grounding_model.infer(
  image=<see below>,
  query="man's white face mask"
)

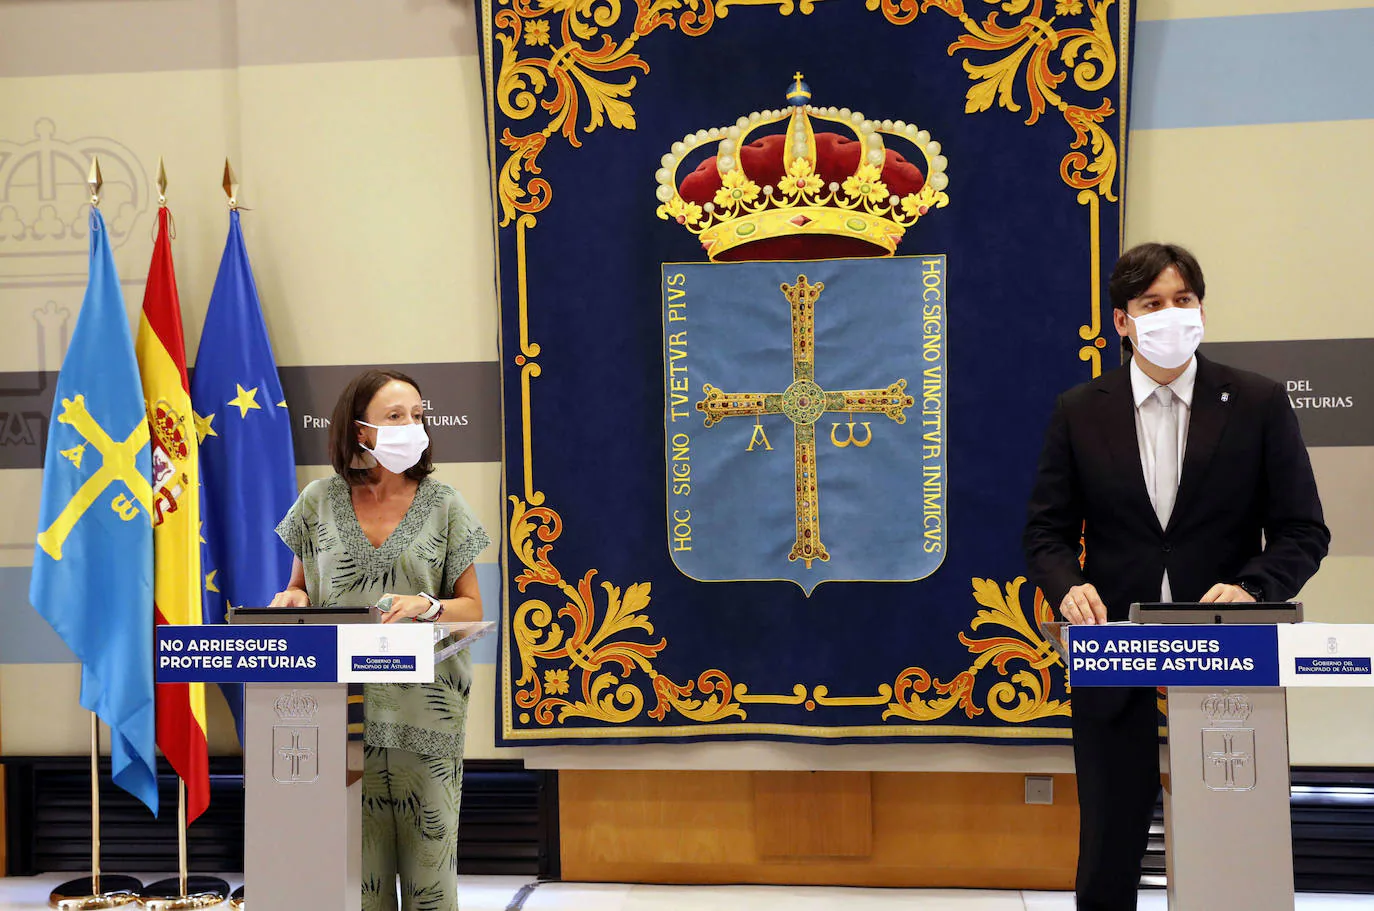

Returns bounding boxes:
[1129,307,1204,370]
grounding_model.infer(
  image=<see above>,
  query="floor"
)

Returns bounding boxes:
[0,875,1371,910]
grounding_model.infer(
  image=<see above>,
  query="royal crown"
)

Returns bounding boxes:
[148,400,190,463]
[1202,692,1253,727]
[655,74,949,262]
[273,690,319,725]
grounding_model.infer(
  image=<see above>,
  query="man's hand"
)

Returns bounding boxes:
[1199,583,1257,604]
[1060,583,1108,625]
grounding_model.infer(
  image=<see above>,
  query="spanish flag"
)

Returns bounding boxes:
[136,205,210,822]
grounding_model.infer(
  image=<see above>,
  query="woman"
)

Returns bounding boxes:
[270,368,490,911]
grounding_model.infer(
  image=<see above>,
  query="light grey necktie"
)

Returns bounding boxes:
[1153,385,1179,526]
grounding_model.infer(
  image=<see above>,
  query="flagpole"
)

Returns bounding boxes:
[90,714,100,894]
[48,716,143,909]
[47,159,144,911]
[140,781,226,910]
[225,155,248,911]
[137,158,228,911]
[223,158,239,211]
[179,781,187,897]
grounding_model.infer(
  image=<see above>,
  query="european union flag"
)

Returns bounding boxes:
[190,210,298,743]
[30,209,158,815]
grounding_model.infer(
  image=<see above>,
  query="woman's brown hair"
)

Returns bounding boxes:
[328,368,435,485]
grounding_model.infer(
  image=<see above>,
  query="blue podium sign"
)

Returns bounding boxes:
[156,624,434,683]
[1067,625,1281,687]
[1293,657,1371,676]
[157,626,336,683]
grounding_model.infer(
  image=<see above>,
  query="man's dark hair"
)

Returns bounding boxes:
[329,368,435,486]
[1108,243,1206,311]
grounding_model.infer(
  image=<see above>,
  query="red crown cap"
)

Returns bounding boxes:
[654,77,950,261]
[678,133,926,261]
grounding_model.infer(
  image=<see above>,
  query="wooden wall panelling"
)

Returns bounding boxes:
[559,769,1078,890]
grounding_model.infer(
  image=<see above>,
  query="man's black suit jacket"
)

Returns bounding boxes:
[1024,354,1330,716]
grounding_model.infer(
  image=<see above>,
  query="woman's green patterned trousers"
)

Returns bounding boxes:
[361,743,464,911]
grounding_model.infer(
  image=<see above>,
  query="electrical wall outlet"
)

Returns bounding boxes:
[1025,775,1054,805]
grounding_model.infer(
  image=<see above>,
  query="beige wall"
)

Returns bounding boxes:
[2,0,1371,771]
[1125,119,1374,765]
[0,0,518,761]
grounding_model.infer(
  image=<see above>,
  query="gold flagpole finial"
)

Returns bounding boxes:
[222,158,239,210]
[157,157,168,207]
[87,157,103,207]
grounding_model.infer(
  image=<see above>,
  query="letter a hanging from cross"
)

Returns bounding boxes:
[36,395,152,560]
[696,276,914,568]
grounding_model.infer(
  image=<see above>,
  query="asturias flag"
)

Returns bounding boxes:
[136,205,210,823]
[190,209,298,744]
[30,208,159,816]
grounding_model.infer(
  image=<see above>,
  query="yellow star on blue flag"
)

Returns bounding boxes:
[194,411,217,442]
[228,384,261,418]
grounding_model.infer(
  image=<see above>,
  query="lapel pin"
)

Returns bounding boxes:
[1220,392,1230,403]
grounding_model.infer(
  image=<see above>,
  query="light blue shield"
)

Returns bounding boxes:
[663,256,948,595]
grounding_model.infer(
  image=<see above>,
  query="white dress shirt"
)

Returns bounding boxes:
[1130,355,1197,601]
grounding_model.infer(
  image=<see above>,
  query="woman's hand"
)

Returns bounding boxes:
[377,594,434,623]
[269,588,309,608]
[270,559,309,608]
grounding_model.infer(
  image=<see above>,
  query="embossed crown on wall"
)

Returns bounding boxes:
[0,119,149,257]
[654,74,949,262]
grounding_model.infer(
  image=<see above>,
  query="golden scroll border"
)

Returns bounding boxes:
[486,0,1129,739]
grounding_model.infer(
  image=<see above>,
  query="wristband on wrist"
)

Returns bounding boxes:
[417,592,443,621]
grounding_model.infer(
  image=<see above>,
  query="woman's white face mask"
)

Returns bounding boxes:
[1129,306,1204,370]
[356,421,429,474]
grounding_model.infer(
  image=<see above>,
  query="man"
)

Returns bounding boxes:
[1023,242,1330,910]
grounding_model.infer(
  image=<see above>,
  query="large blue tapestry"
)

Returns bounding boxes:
[481,0,1135,744]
